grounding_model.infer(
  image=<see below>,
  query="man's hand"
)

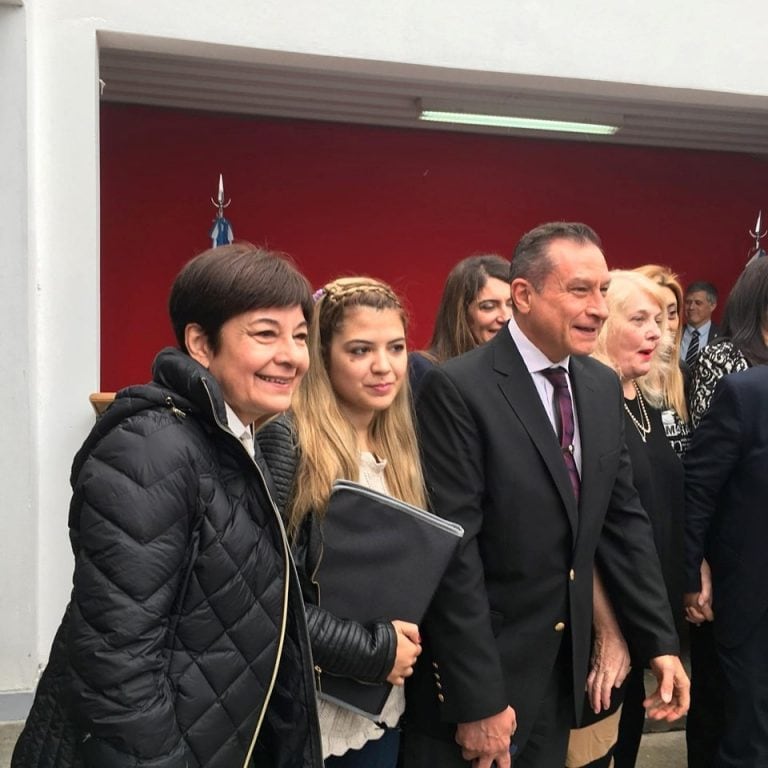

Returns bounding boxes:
[645,655,690,722]
[587,629,631,714]
[455,706,516,768]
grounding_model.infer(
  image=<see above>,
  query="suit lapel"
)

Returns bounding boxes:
[491,333,579,539]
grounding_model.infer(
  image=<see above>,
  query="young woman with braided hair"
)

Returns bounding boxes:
[259,277,426,767]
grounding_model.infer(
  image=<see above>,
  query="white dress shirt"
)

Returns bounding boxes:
[681,320,712,361]
[506,316,583,475]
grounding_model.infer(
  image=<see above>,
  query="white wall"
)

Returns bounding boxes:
[38,0,768,98]
[4,0,767,708]
[0,3,37,702]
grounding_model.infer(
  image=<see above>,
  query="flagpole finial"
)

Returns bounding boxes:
[211,173,231,216]
[209,173,234,248]
[748,210,766,261]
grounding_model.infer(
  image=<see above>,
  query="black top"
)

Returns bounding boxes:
[408,350,437,396]
[623,394,685,639]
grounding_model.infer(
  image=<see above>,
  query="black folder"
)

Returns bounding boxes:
[314,479,464,719]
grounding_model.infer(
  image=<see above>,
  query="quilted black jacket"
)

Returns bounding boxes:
[13,349,322,768]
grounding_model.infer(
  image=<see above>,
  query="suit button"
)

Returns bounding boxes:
[569,569,575,581]
[437,693,445,702]
[554,621,566,632]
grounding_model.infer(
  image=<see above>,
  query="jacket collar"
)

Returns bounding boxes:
[151,346,228,426]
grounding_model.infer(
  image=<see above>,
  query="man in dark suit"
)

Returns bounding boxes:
[681,280,720,366]
[684,365,768,767]
[404,222,689,768]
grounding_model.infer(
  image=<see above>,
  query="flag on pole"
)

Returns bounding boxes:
[209,174,234,248]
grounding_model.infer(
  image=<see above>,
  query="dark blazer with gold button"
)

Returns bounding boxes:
[406,328,678,751]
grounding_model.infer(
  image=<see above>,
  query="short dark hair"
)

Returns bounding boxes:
[428,254,511,361]
[685,281,718,304]
[510,222,602,290]
[169,243,313,354]
[721,258,768,366]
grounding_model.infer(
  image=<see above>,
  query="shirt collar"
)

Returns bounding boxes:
[687,320,711,336]
[506,315,571,375]
[224,402,252,443]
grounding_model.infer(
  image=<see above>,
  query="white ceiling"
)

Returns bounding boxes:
[99,47,768,156]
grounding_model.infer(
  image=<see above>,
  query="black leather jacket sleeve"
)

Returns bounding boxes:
[306,604,397,684]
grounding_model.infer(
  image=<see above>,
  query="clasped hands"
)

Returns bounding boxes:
[684,559,715,625]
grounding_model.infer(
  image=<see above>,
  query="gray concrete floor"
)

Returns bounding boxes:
[0,720,686,767]
[637,729,687,767]
[0,723,20,767]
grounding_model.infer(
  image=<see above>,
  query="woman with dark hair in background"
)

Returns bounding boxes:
[683,255,768,768]
[409,254,512,392]
[689,256,768,427]
[13,244,323,768]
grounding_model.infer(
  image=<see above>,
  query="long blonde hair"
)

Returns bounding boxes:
[289,276,426,534]
[591,270,671,408]
[633,264,689,421]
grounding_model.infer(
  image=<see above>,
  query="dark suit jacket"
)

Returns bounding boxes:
[685,365,768,649]
[704,321,721,347]
[407,329,678,750]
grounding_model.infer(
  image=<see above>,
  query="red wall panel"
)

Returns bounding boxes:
[100,103,767,390]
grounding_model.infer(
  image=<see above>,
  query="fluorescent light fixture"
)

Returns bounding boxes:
[419,109,620,136]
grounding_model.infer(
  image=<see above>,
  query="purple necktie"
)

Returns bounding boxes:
[541,367,580,503]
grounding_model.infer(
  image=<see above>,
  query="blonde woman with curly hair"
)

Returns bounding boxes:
[259,276,426,767]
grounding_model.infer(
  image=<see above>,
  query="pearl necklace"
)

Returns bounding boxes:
[623,380,651,443]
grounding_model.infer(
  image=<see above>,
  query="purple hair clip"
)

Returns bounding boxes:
[312,287,326,303]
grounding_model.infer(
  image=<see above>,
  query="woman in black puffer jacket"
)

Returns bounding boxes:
[12,245,323,768]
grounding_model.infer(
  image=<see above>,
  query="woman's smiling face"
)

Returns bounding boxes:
[192,306,309,426]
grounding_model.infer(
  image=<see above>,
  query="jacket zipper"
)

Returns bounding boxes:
[309,540,324,688]
[197,384,293,768]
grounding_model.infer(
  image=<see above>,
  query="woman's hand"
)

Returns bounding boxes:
[587,628,631,713]
[386,620,422,685]
[588,566,630,713]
